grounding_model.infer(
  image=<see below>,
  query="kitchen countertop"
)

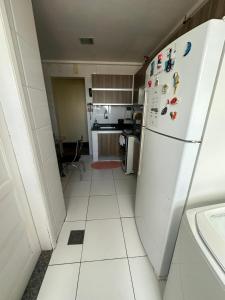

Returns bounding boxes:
[92,130,122,133]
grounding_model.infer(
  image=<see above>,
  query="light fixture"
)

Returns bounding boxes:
[79,37,94,45]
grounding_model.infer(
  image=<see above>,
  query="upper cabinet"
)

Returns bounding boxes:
[92,74,133,104]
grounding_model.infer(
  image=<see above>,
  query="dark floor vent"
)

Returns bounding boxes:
[68,230,85,245]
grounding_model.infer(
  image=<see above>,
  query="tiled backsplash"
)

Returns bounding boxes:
[90,105,133,125]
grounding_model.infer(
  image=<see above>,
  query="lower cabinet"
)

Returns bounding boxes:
[98,133,121,157]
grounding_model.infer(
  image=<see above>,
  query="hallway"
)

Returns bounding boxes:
[37,156,163,300]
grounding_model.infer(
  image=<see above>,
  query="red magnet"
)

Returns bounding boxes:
[157,53,163,69]
[148,80,152,88]
[170,97,178,105]
[170,112,177,120]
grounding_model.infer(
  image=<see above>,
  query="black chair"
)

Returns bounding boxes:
[71,136,85,179]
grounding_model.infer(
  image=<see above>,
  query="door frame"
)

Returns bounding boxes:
[0,0,56,249]
[0,102,41,299]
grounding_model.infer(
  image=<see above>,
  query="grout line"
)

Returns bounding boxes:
[49,255,147,267]
[81,255,147,264]
[74,185,91,300]
[86,217,121,222]
[57,162,138,299]
[120,215,137,300]
[113,175,137,300]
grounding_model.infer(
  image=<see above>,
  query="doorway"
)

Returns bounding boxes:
[52,77,89,163]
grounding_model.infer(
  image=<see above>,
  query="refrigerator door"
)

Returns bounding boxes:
[145,20,225,142]
[135,129,199,277]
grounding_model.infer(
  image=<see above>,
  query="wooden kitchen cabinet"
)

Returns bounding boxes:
[98,133,121,157]
[92,74,133,104]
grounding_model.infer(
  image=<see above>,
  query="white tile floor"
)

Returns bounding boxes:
[37,156,163,300]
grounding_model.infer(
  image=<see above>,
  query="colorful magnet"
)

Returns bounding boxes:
[183,42,192,57]
[147,80,152,88]
[157,53,163,69]
[173,72,180,94]
[161,106,168,115]
[170,97,178,105]
[170,112,177,120]
[155,77,159,87]
[150,61,155,76]
[165,48,175,72]
[162,84,169,94]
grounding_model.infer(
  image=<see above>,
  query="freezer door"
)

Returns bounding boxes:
[135,129,199,277]
[145,20,225,142]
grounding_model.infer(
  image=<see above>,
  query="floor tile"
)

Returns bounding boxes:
[64,181,91,197]
[90,180,115,195]
[82,219,126,261]
[37,263,79,300]
[69,170,92,182]
[129,257,162,300]
[92,169,113,181]
[113,167,134,179]
[122,218,146,257]
[66,196,89,221]
[115,177,137,195]
[87,195,120,220]
[117,194,135,217]
[61,173,72,191]
[49,222,85,265]
[82,156,93,170]
[76,259,135,300]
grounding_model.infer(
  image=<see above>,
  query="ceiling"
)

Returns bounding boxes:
[32,0,200,62]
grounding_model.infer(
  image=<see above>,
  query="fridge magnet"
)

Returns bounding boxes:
[162,84,169,94]
[170,111,177,120]
[150,61,155,76]
[183,41,192,57]
[157,53,163,69]
[169,97,178,105]
[161,106,168,115]
[173,72,180,94]
[147,80,152,88]
[165,48,175,72]
[155,77,159,87]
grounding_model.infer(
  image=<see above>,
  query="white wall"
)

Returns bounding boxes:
[42,61,141,153]
[91,105,130,124]
[0,0,66,249]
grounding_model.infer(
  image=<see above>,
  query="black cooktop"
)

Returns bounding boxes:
[92,123,134,131]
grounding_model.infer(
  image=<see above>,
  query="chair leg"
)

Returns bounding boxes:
[78,164,83,181]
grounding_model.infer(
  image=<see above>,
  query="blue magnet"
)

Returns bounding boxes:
[184,42,192,57]
[165,48,175,72]
[150,61,155,76]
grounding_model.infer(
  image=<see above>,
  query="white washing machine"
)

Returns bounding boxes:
[164,204,225,300]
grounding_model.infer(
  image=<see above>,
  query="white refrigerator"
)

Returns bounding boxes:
[135,19,225,278]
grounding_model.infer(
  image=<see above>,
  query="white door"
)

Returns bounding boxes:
[0,105,41,300]
[135,128,199,277]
